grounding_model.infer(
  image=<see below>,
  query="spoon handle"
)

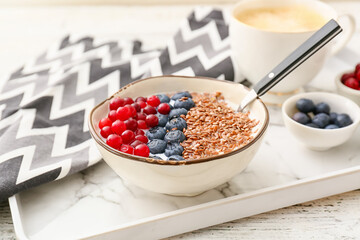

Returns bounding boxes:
[253,19,342,97]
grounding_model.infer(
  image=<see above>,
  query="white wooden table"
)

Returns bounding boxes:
[0,2,360,239]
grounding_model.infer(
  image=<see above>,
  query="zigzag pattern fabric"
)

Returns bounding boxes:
[0,7,239,200]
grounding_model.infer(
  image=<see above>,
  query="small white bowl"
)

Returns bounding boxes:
[282,92,360,151]
[335,70,360,106]
[89,76,269,196]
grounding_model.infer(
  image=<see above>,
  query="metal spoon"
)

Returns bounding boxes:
[238,19,342,112]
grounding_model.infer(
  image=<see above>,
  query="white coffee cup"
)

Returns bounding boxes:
[230,0,355,103]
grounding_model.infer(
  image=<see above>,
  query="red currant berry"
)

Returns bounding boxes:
[355,63,360,73]
[109,97,125,110]
[134,143,150,157]
[111,120,126,135]
[157,103,171,114]
[135,129,145,135]
[125,118,138,131]
[147,95,161,107]
[106,134,123,149]
[131,103,141,112]
[143,105,157,115]
[100,126,112,138]
[344,77,360,90]
[137,101,147,109]
[136,112,146,121]
[137,120,148,129]
[108,110,117,122]
[123,97,134,105]
[135,135,148,144]
[125,104,137,118]
[119,144,134,154]
[135,96,147,102]
[130,140,143,148]
[355,69,360,81]
[341,72,355,82]
[116,106,131,121]
[99,117,112,129]
[121,130,135,144]
[146,114,158,128]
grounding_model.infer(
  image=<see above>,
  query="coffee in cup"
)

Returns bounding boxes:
[235,5,328,33]
[230,0,355,104]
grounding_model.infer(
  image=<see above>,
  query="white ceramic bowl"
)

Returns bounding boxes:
[335,70,360,106]
[89,76,269,196]
[282,92,360,151]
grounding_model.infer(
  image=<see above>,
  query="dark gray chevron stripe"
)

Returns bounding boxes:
[173,29,230,59]
[89,59,131,84]
[3,74,49,98]
[9,67,49,81]
[60,36,117,52]
[0,156,61,200]
[188,10,229,40]
[23,97,91,148]
[0,122,90,170]
[35,51,73,66]
[159,48,235,80]
[0,93,24,120]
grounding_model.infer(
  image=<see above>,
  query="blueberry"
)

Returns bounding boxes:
[325,124,340,129]
[168,155,184,160]
[306,123,320,128]
[157,114,169,127]
[164,130,186,143]
[165,117,187,131]
[312,113,330,128]
[292,112,310,124]
[165,143,184,157]
[329,112,337,124]
[296,98,315,113]
[169,108,188,119]
[146,126,166,140]
[147,139,167,154]
[315,102,330,114]
[171,91,192,101]
[174,98,195,110]
[157,94,170,103]
[335,113,353,127]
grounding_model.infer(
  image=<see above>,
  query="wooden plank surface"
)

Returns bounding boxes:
[0,3,359,239]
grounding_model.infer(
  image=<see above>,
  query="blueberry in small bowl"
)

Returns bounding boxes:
[282,92,360,151]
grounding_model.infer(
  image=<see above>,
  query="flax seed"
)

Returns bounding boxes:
[181,92,258,159]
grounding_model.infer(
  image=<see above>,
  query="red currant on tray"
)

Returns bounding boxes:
[341,63,360,90]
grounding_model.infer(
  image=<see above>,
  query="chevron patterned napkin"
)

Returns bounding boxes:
[0,7,241,201]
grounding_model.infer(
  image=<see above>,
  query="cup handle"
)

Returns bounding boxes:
[330,14,356,55]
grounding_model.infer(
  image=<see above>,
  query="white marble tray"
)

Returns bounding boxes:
[8,105,360,240]
[8,41,360,239]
